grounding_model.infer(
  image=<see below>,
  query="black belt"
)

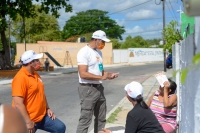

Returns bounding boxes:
[80,83,101,87]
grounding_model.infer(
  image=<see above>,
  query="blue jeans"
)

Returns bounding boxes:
[35,114,66,133]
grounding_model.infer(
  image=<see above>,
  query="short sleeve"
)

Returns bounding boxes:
[77,48,88,65]
[12,75,27,98]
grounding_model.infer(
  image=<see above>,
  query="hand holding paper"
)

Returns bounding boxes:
[154,72,168,87]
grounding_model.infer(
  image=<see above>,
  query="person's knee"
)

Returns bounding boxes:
[56,121,66,133]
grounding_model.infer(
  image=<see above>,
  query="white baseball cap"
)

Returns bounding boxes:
[124,81,143,99]
[21,50,43,64]
[92,30,110,42]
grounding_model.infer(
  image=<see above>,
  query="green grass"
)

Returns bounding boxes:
[106,107,122,123]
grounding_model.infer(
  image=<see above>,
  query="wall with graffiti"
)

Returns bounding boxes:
[113,48,163,64]
[128,48,163,63]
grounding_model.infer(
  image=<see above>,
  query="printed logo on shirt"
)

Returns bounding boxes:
[96,56,100,62]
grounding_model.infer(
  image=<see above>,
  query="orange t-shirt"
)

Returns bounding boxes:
[12,66,47,122]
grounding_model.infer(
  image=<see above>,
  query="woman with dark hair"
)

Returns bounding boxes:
[147,79,177,133]
[99,81,164,133]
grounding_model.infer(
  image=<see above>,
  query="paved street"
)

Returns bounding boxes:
[0,62,164,133]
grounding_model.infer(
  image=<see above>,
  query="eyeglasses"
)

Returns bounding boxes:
[97,39,105,43]
[33,59,39,62]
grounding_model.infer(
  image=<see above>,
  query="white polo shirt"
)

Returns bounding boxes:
[77,45,103,84]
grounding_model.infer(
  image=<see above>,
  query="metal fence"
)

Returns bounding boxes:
[173,17,200,133]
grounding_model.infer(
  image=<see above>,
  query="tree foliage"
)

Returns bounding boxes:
[146,38,162,46]
[111,39,122,49]
[62,9,125,41]
[12,5,61,43]
[163,21,182,52]
[0,0,72,69]
[120,36,149,49]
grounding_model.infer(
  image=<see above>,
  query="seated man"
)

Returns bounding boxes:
[99,81,164,133]
[12,50,66,133]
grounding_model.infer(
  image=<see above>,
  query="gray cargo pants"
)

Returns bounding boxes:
[76,84,106,133]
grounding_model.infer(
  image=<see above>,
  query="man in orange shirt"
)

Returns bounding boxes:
[12,50,66,133]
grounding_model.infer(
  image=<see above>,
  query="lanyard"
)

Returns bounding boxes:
[87,45,102,63]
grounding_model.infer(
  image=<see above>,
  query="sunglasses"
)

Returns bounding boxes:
[33,59,40,62]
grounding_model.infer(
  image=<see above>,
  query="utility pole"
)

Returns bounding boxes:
[23,15,26,51]
[8,17,11,58]
[162,0,166,72]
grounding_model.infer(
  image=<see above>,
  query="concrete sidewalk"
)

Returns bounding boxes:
[89,69,173,133]
[0,62,147,85]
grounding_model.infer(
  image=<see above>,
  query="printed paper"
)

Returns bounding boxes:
[154,71,168,87]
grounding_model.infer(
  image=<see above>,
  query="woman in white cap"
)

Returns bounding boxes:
[99,81,164,133]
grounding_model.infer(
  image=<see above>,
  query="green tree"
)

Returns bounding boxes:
[62,9,125,41]
[111,39,122,49]
[121,35,149,49]
[163,21,182,52]
[146,38,162,46]
[0,0,72,70]
[12,5,61,43]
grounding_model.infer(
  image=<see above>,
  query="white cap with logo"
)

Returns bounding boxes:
[21,50,43,64]
[92,30,110,42]
[124,81,143,99]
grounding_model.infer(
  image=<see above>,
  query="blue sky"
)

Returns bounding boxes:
[55,0,183,40]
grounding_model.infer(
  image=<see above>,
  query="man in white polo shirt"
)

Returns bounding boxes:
[76,30,119,133]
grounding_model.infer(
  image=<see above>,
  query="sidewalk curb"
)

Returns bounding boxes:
[0,79,13,85]
[89,74,153,133]
[106,97,127,120]
[89,69,173,133]
[0,70,78,85]
[0,62,153,85]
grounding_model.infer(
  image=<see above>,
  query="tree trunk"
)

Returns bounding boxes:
[0,30,11,70]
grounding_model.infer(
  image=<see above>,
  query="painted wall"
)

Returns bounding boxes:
[128,48,163,63]
[113,49,129,63]
[172,17,200,133]
[15,41,113,66]
[181,13,195,38]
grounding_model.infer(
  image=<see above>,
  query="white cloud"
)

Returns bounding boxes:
[126,9,157,20]
[145,22,163,31]
[51,0,180,39]
[71,2,91,11]
[115,19,126,26]
[126,26,144,34]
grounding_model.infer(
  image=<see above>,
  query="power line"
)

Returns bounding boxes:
[165,2,176,21]
[7,16,175,26]
[107,0,153,15]
[167,0,179,22]
[155,0,162,5]
[123,29,162,35]
[122,16,174,21]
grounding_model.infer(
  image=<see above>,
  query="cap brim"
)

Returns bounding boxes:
[33,53,43,59]
[102,38,110,42]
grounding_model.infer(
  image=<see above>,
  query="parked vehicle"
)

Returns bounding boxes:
[166,54,172,68]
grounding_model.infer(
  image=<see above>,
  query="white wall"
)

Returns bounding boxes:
[172,17,200,133]
[113,49,129,63]
[128,48,164,63]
